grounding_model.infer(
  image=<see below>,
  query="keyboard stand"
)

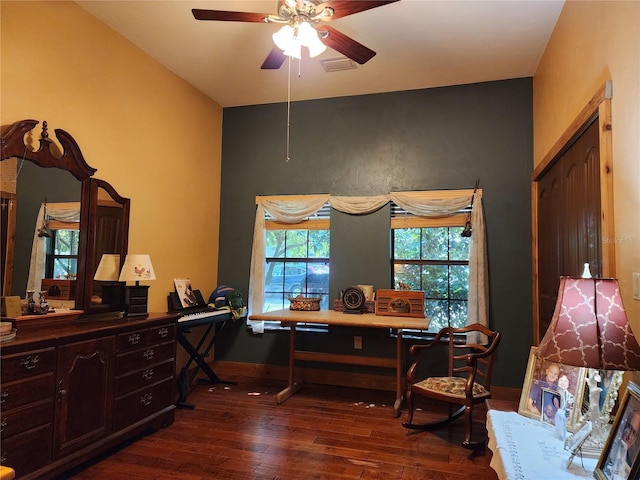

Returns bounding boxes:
[175,312,237,409]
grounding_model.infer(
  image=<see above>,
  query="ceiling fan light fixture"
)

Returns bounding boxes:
[307,34,327,58]
[272,24,295,50]
[283,39,302,59]
[297,21,316,47]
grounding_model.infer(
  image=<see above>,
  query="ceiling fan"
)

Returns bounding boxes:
[192,0,399,69]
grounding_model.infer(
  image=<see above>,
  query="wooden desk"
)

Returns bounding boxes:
[248,309,430,417]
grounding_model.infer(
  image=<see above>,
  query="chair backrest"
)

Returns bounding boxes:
[444,324,501,391]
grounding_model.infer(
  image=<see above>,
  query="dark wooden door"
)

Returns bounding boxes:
[54,336,115,458]
[536,119,601,341]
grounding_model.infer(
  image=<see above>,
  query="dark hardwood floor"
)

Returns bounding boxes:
[62,376,499,480]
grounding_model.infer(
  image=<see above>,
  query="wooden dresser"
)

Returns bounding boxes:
[0,312,178,480]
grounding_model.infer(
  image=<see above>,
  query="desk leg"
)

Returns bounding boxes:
[393,329,404,418]
[276,322,303,403]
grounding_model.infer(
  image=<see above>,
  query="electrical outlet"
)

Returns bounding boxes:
[354,336,362,349]
[634,272,640,300]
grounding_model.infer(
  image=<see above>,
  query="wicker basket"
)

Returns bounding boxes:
[288,295,322,311]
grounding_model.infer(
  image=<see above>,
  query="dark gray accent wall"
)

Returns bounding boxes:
[216,78,533,389]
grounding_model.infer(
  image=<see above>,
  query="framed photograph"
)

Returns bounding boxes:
[595,382,640,480]
[517,346,587,432]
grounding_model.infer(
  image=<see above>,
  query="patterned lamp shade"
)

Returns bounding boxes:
[118,254,156,283]
[537,277,640,370]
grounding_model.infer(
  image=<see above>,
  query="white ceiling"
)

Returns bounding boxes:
[77,0,565,108]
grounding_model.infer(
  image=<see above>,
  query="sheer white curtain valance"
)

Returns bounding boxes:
[248,191,487,340]
[27,202,81,293]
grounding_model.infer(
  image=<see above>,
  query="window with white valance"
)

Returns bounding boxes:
[27,202,81,293]
[249,190,488,342]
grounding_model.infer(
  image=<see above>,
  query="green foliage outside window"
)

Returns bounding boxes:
[46,230,79,279]
[393,226,470,332]
[264,229,330,311]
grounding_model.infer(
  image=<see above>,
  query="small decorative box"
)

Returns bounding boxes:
[333,298,375,313]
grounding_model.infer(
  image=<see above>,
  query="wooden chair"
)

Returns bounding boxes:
[402,324,501,449]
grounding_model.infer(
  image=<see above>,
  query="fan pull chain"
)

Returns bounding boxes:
[285,56,292,162]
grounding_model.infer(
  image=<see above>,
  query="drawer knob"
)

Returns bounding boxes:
[0,390,8,403]
[158,327,169,338]
[140,393,153,406]
[143,349,154,360]
[142,368,154,380]
[20,354,40,370]
[128,333,141,345]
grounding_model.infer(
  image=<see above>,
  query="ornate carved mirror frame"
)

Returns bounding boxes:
[1,119,130,314]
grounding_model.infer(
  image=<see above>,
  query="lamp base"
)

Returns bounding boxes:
[101,282,124,308]
[123,284,150,317]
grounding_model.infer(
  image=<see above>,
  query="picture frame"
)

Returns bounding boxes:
[595,381,640,480]
[517,346,587,432]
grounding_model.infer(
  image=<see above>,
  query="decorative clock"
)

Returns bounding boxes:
[341,286,366,314]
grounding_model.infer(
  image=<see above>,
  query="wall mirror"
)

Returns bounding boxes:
[1,119,130,314]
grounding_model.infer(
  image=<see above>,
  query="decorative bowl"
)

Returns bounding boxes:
[288,295,322,311]
[0,321,12,334]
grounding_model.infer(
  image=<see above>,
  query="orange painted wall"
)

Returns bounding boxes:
[534,1,640,329]
[1,1,224,313]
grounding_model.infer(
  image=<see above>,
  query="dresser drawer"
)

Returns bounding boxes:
[113,377,174,431]
[1,423,52,478]
[1,398,54,438]
[116,328,151,352]
[116,323,176,353]
[1,347,55,382]
[150,323,175,344]
[114,358,175,397]
[115,341,175,375]
[0,372,55,411]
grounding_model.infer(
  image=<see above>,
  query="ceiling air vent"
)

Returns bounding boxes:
[319,57,358,73]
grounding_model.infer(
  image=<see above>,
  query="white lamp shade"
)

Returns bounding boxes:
[94,254,121,281]
[118,254,156,282]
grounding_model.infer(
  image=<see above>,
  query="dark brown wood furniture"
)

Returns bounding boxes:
[247,308,430,417]
[402,324,501,448]
[0,311,178,480]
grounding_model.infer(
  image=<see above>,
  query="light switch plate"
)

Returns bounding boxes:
[634,272,640,300]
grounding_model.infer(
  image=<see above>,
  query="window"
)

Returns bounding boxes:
[392,205,470,333]
[45,227,80,279]
[263,206,330,313]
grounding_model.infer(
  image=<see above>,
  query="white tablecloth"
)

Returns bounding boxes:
[487,410,597,479]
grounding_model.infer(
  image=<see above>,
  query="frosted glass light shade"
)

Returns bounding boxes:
[272,25,295,50]
[307,34,327,58]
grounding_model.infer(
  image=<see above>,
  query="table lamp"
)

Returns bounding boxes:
[93,254,123,308]
[118,254,156,316]
[537,275,640,456]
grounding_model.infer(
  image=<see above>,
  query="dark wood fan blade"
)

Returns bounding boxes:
[192,9,270,23]
[317,25,376,64]
[261,47,287,70]
[315,0,399,20]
